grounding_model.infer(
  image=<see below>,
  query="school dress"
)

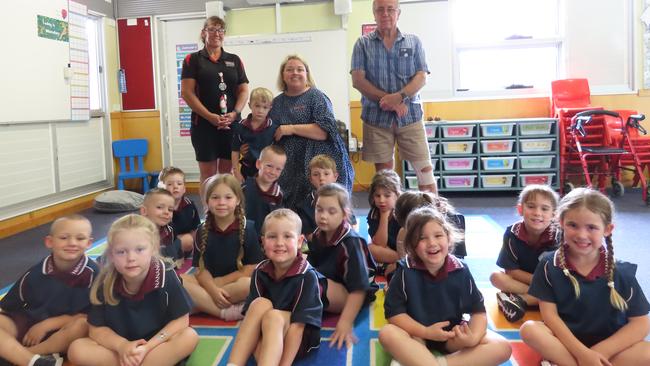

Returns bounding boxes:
[242,177,283,235]
[307,222,379,303]
[529,249,650,347]
[171,195,201,236]
[192,218,263,278]
[87,258,192,341]
[231,115,278,179]
[160,224,183,262]
[244,256,326,357]
[367,207,401,251]
[0,255,98,339]
[496,221,557,274]
[384,255,485,353]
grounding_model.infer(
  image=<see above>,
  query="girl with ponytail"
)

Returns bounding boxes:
[521,188,650,366]
[181,174,263,321]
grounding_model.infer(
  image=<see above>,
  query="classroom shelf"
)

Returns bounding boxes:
[402,118,559,192]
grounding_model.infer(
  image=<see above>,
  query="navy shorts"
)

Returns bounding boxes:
[190,120,233,161]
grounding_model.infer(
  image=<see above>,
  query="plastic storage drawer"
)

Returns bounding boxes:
[405,175,438,189]
[442,157,475,171]
[406,160,438,172]
[481,156,516,170]
[519,155,554,169]
[424,124,437,138]
[519,121,553,135]
[428,142,438,155]
[481,140,514,153]
[440,124,474,138]
[520,138,554,152]
[441,141,475,154]
[520,173,555,186]
[481,174,515,188]
[480,123,514,137]
[443,175,476,188]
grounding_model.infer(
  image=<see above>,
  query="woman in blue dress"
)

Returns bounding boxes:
[269,55,354,210]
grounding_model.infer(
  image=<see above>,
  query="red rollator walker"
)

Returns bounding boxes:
[560,109,649,204]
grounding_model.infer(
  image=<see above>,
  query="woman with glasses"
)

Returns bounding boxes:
[181,16,249,185]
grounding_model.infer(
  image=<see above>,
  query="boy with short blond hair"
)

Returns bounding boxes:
[159,166,200,257]
[140,187,183,265]
[231,87,278,182]
[0,215,98,366]
[242,144,287,235]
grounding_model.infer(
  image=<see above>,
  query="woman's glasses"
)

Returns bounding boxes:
[205,27,226,35]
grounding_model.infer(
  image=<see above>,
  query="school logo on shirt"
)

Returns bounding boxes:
[225,61,235,67]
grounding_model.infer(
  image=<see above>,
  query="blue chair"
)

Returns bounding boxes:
[112,139,155,193]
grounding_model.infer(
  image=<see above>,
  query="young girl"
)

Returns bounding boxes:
[490,184,559,323]
[521,188,650,366]
[181,174,264,321]
[67,214,198,366]
[307,183,378,350]
[380,207,511,366]
[367,169,402,274]
[228,209,325,366]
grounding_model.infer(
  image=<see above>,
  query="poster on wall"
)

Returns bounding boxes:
[37,15,69,42]
[176,43,198,137]
[362,23,377,36]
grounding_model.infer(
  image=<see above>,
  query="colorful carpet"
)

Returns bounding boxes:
[2,215,545,365]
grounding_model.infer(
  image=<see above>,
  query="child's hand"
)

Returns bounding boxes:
[22,320,55,346]
[446,322,475,349]
[329,320,358,350]
[118,339,147,366]
[211,287,232,309]
[577,348,612,366]
[424,321,455,342]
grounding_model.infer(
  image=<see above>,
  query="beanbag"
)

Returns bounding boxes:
[93,190,143,212]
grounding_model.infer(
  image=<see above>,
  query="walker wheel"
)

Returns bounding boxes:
[612,181,624,197]
[563,182,575,194]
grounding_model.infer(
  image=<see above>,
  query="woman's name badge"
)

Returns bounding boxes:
[218,72,227,91]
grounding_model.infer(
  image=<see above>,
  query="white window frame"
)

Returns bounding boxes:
[86,12,107,116]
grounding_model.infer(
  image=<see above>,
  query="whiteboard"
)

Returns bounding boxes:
[0,0,71,123]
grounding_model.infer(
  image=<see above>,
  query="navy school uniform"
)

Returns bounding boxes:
[0,255,98,326]
[497,221,557,274]
[171,195,201,236]
[307,222,379,303]
[159,224,183,262]
[295,191,358,237]
[447,213,467,258]
[88,258,192,341]
[529,249,650,347]
[192,218,263,277]
[367,207,401,251]
[244,256,327,357]
[384,255,485,353]
[231,116,279,179]
[242,177,284,235]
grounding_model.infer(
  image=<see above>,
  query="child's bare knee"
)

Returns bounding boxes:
[519,320,540,342]
[249,297,273,311]
[378,324,400,347]
[67,338,86,363]
[261,310,285,331]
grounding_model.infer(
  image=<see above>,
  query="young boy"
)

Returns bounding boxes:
[231,87,278,183]
[0,215,98,366]
[296,154,357,241]
[140,188,183,266]
[242,144,287,235]
[489,184,559,322]
[159,166,201,257]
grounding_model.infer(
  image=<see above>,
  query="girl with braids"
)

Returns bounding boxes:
[181,174,263,321]
[521,188,650,366]
[68,214,198,366]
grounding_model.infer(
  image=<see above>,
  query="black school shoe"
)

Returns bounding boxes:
[30,354,62,366]
[496,291,526,323]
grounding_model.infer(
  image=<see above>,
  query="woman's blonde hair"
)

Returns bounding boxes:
[200,16,225,45]
[403,207,462,259]
[90,214,161,306]
[555,188,626,311]
[197,174,247,271]
[277,54,316,91]
[368,169,402,209]
[316,183,352,221]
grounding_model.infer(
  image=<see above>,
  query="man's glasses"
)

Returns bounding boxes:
[205,27,226,34]
[373,7,398,14]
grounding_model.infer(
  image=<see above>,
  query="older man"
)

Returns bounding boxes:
[351,0,436,193]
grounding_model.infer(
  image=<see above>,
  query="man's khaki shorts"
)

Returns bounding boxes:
[362,121,431,164]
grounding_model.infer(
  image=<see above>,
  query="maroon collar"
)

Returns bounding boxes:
[313,221,351,247]
[210,218,242,235]
[42,255,94,287]
[554,246,607,281]
[242,115,272,132]
[511,221,555,250]
[176,195,192,211]
[257,256,309,281]
[405,254,464,282]
[159,225,173,244]
[256,178,283,205]
[116,258,166,301]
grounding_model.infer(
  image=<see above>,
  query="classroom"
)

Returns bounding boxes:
[1,0,650,365]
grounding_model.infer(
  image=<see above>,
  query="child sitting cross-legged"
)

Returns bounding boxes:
[0,215,98,366]
[227,209,326,366]
[159,166,201,258]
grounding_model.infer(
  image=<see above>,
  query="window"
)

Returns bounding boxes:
[86,15,106,114]
[451,0,562,96]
